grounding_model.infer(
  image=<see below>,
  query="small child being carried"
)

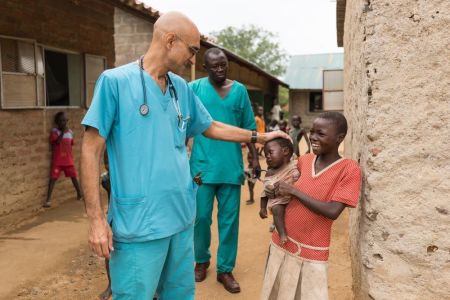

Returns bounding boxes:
[259,138,299,244]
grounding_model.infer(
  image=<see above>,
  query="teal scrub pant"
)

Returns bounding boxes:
[109,225,195,300]
[194,183,241,273]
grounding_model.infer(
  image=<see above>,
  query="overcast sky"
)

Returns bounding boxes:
[142,0,343,56]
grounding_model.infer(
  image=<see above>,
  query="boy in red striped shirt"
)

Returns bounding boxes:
[43,112,82,208]
[261,112,361,300]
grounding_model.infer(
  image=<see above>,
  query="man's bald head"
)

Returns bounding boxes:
[153,11,200,42]
[147,11,201,75]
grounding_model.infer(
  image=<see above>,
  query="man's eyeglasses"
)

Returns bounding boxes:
[175,34,200,57]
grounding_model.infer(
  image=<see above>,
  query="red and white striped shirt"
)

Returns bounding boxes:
[272,153,361,261]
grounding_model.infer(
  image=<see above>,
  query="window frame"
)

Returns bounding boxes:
[43,46,84,109]
[322,69,344,111]
[84,54,107,108]
[308,90,324,113]
[0,35,106,110]
[0,35,43,109]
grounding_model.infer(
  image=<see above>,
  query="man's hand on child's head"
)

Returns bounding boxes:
[259,208,268,219]
[262,130,292,144]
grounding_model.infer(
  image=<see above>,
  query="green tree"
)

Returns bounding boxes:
[211,25,289,77]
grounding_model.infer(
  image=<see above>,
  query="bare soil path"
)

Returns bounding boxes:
[1,155,352,300]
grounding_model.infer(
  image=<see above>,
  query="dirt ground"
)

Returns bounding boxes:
[0,148,353,300]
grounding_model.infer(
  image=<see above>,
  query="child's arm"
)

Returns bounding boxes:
[259,196,268,219]
[50,130,65,145]
[277,182,345,220]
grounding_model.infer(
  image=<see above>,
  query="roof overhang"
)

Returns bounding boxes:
[114,0,289,88]
[336,0,346,47]
[200,40,289,88]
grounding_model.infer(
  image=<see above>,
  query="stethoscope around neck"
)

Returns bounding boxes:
[138,56,188,130]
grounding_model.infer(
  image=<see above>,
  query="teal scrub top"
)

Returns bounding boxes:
[82,63,213,243]
[189,78,256,185]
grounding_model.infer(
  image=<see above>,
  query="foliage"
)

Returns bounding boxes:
[211,25,289,77]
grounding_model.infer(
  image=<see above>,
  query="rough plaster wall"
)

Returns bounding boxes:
[114,8,154,67]
[289,90,322,128]
[0,110,85,232]
[344,0,450,299]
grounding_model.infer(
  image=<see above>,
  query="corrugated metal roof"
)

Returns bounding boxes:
[284,53,344,90]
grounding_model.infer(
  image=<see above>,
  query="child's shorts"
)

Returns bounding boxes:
[51,165,77,179]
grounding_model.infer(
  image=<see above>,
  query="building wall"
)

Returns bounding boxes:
[114,7,154,67]
[289,90,322,128]
[343,0,450,299]
[0,0,115,232]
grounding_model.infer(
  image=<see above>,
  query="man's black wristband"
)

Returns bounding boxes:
[251,130,258,143]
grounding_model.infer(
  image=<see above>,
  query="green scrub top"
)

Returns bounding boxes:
[189,78,256,185]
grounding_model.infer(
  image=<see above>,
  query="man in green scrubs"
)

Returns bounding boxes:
[189,48,260,293]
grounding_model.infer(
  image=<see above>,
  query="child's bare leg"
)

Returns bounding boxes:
[271,204,288,244]
[71,177,83,200]
[246,181,255,204]
[43,178,57,207]
[98,258,112,300]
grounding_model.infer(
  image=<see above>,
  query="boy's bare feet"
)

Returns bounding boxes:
[98,286,112,300]
[246,199,254,205]
[43,201,52,208]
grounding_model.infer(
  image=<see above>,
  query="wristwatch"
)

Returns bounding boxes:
[251,130,258,143]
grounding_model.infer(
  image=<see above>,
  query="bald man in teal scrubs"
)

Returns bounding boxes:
[81,13,290,300]
[189,48,261,293]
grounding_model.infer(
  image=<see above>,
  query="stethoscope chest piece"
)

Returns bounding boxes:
[140,103,150,116]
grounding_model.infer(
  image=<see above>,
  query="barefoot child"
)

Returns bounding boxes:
[261,112,361,300]
[43,112,82,207]
[290,115,311,157]
[244,151,258,205]
[259,138,299,244]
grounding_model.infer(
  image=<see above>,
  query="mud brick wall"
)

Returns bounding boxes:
[343,0,450,298]
[0,0,115,232]
[114,7,154,67]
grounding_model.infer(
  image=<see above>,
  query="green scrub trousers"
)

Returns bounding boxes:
[194,183,241,273]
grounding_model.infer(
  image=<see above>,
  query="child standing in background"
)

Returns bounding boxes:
[43,112,82,208]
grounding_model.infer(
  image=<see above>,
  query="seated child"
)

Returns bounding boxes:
[259,138,299,244]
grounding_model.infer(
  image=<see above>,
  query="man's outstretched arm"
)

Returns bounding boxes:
[81,127,113,259]
[203,121,291,144]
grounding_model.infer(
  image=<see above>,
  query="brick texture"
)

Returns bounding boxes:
[0,0,115,232]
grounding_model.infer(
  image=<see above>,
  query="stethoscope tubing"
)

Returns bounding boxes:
[138,56,182,122]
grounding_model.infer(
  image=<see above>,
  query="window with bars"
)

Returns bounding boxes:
[0,36,106,109]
